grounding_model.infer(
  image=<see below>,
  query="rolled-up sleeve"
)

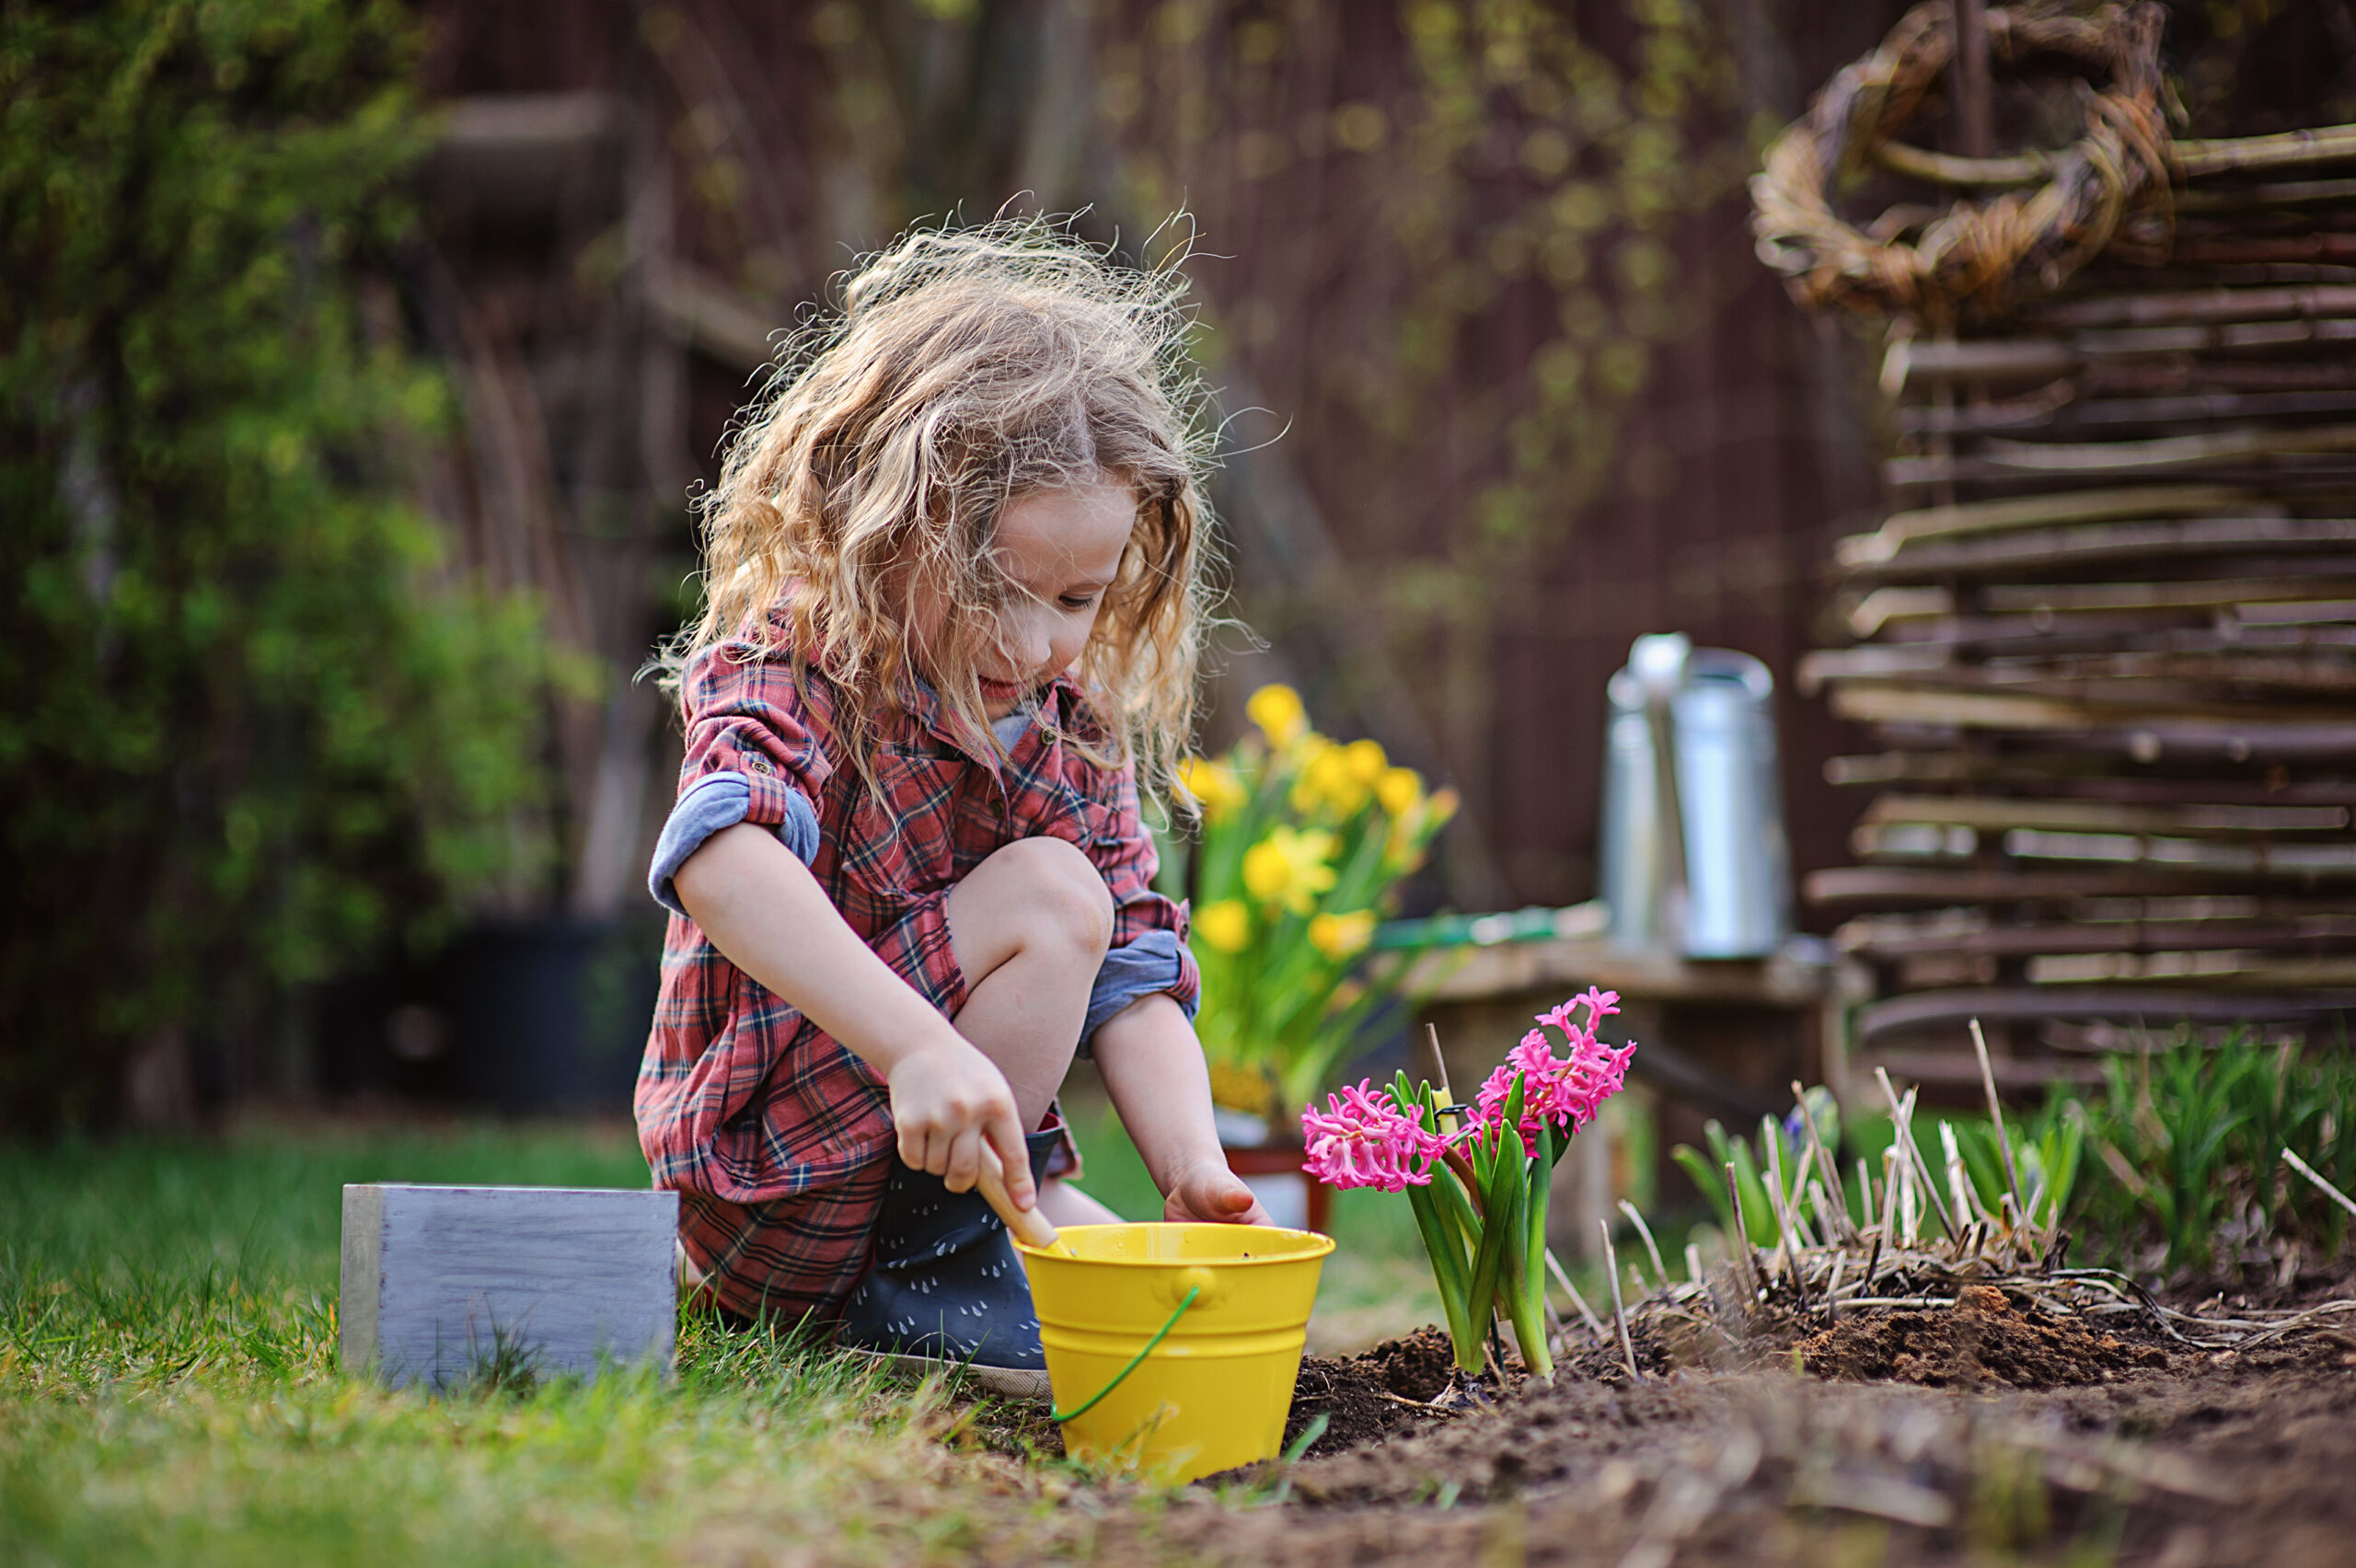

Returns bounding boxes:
[651,641,837,916]
[1083,928,1195,1049]
[648,771,823,917]
[1074,757,1200,1052]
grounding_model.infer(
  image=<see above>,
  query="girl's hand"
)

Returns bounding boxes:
[884,1034,1036,1211]
[676,825,1034,1211]
[1161,1156,1272,1226]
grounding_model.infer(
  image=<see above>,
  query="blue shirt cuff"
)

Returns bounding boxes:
[1080,929,1196,1057]
[648,771,820,917]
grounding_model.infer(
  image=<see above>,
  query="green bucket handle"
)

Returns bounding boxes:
[1048,1285,1199,1424]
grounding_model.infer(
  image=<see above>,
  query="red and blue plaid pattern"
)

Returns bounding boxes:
[637,629,1197,1323]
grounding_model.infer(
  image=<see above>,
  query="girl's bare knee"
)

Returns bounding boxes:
[986,836,1114,957]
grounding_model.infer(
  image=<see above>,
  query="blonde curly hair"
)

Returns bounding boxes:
[673,218,1214,797]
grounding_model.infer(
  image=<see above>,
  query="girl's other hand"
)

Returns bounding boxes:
[885,1036,1035,1211]
[1161,1157,1272,1227]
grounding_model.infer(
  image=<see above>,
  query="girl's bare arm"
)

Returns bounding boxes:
[672,822,1036,1208]
[1091,995,1272,1225]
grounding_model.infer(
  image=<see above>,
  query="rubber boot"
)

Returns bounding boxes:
[833,1127,1060,1370]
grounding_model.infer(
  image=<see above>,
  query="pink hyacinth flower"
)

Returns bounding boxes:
[1300,1080,1445,1192]
[1473,989,1636,1138]
[1540,986,1621,1037]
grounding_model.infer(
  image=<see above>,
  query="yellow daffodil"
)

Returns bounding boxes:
[1242,824,1338,915]
[1308,908,1377,960]
[1195,898,1252,953]
[1291,735,1369,817]
[1376,765,1423,816]
[1386,784,1461,864]
[1207,1059,1276,1117]
[1168,676,1448,1116]
[1246,683,1308,748]
[1177,755,1248,821]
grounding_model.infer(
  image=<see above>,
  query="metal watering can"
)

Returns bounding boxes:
[1598,633,1792,959]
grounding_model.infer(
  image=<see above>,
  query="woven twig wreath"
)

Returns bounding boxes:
[1750,1,2173,324]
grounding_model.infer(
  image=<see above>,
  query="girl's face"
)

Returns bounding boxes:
[936,478,1136,720]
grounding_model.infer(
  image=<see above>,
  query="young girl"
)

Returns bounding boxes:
[638,223,1266,1375]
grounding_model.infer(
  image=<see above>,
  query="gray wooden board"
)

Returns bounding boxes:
[340,1184,678,1389]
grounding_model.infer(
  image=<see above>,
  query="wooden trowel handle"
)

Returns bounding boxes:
[977,1143,1061,1252]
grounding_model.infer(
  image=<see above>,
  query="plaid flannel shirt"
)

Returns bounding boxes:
[636,628,1198,1321]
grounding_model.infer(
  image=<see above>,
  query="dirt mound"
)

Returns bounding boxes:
[1280,1326,1462,1458]
[1796,1283,2177,1389]
[1360,1324,1460,1402]
[1281,1356,1411,1458]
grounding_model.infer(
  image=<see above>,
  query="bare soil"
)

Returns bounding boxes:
[1141,1274,2356,1566]
[1279,1325,1464,1458]
[1793,1282,2177,1389]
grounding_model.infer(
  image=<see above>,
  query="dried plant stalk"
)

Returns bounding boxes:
[1620,1199,1671,1294]
[1601,1220,1640,1381]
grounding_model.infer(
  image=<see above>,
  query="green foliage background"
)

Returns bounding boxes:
[0,0,569,1130]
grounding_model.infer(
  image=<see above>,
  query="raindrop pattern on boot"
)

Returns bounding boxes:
[834,1128,1058,1368]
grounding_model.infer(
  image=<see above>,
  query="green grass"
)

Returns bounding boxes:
[0,1117,1435,1566]
[0,1124,652,1383]
[0,1124,1020,1566]
[2068,1030,2356,1273]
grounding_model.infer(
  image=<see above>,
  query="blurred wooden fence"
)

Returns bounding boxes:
[408,0,1923,927]
[408,1,2356,942]
[1766,1,2356,1090]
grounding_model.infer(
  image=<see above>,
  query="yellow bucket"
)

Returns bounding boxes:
[1016,1223,1334,1483]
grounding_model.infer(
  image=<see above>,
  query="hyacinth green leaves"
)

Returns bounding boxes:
[1302,990,1634,1380]
[1385,1072,1549,1379]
